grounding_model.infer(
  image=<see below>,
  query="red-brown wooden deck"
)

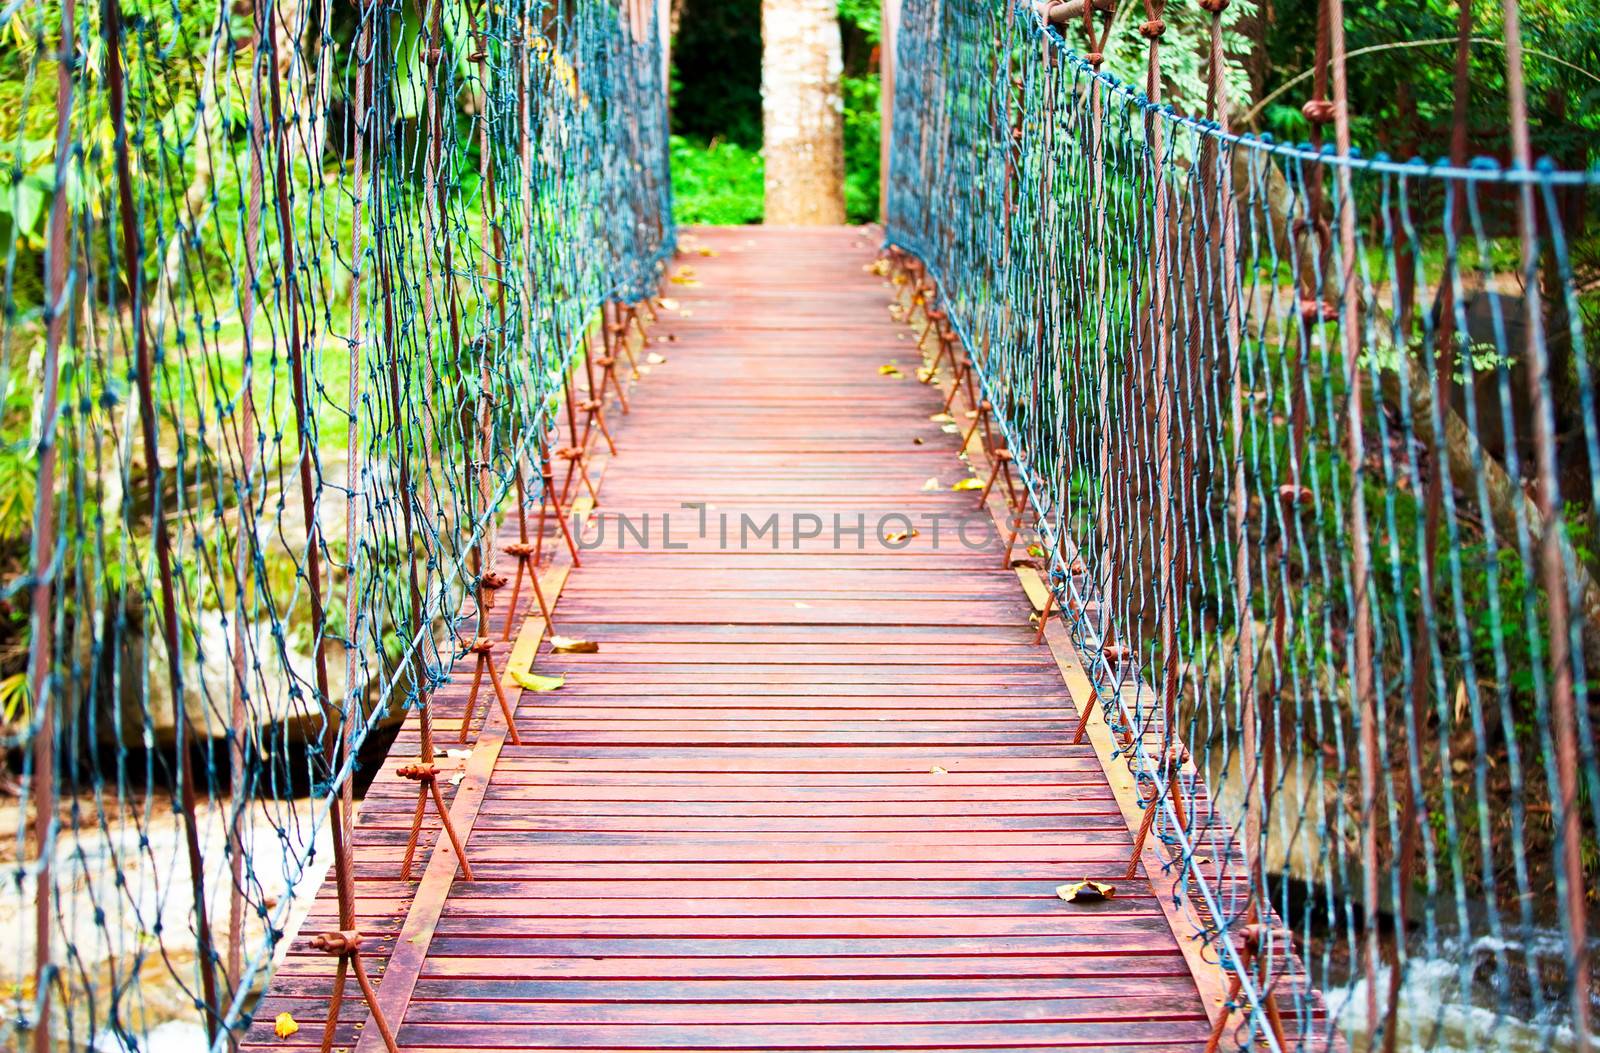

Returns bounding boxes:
[245,226,1218,1052]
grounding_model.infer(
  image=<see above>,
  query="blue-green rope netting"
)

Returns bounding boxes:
[887,2,1599,1050]
[1,0,672,1046]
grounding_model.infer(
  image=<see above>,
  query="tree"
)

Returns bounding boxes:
[761,0,845,224]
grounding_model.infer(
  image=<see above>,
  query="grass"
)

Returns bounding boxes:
[670,135,764,225]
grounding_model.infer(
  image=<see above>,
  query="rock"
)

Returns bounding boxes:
[136,607,350,750]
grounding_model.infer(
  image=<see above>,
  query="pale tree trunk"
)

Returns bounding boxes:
[761,0,845,224]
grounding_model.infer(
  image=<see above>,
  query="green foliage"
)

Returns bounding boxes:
[838,0,881,224]
[0,671,28,726]
[841,73,881,224]
[837,0,881,43]
[670,135,764,225]
[0,139,56,264]
[1257,0,1600,166]
[0,420,38,544]
[1094,0,1259,118]
[671,0,764,148]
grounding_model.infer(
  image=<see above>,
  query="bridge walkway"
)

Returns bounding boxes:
[244,225,1219,1052]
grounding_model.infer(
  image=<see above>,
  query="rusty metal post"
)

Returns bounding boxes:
[1325,0,1382,1041]
[310,931,399,1053]
[1501,1,1592,1045]
[105,1,223,1039]
[1072,8,1121,654]
[500,464,555,642]
[341,2,380,908]
[228,0,269,995]
[1139,0,1178,803]
[1381,10,1475,1051]
[27,0,76,1047]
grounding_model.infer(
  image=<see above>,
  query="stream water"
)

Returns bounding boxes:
[1328,938,1586,1053]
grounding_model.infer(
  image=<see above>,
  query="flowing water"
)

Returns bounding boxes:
[1329,939,1587,1053]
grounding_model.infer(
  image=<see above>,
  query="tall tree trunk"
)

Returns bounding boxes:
[761,0,845,224]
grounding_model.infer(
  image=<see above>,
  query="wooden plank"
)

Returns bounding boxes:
[396,997,1209,1024]
[406,973,1201,1001]
[354,691,512,1050]
[256,1019,1215,1048]
[498,601,548,687]
[410,952,1193,981]
[1014,565,1051,610]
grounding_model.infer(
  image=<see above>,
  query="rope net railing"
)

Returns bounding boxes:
[1,0,672,1046]
[886,0,1597,1050]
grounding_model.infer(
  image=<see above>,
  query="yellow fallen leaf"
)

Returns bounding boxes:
[929,412,955,424]
[951,477,984,492]
[669,275,702,286]
[916,367,938,384]
[878,362,903,377]
[922,477,942,491]
[512,670,566,692]
[697,247,719,257]
[275,1013,300,1039]
[940,423,960,434]
[549,636,598,654]
[1056,879,1116,903]
[868,258,891,276]
[883,528,920,545]
[646,352,667,364]
[1027,544,1047,559]
[929,765,948,775]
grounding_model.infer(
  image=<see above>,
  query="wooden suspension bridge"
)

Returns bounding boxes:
[13,0,1597,1048]
[241,226,1328,1053]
